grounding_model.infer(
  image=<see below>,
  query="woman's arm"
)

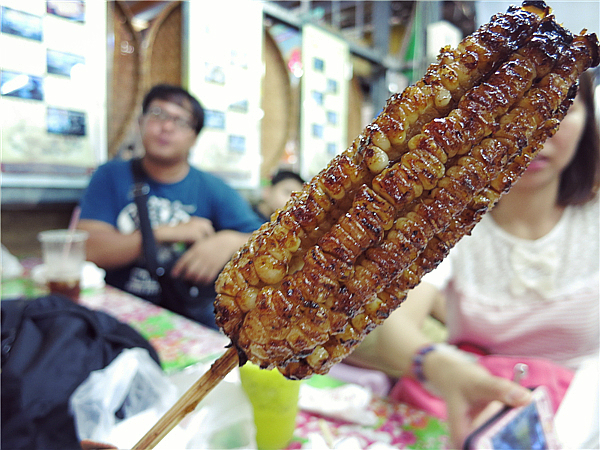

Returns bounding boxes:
[375,281,445,375]
[373,282,532,448]
[423,346,532,448]
[345,281,444,376]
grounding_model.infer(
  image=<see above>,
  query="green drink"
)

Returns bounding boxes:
[239,362,301,450]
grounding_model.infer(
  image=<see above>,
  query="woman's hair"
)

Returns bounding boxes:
[141,84,205,135]
[558,69,600,205]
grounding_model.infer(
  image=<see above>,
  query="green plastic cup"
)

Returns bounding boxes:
[239,362,301,450]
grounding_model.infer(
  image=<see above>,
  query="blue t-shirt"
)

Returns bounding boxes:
[79,158,263,310]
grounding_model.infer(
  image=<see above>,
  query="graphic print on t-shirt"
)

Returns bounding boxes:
[117,195,198,297]
[117,195,198,233]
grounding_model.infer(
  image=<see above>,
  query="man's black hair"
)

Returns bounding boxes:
[142,84,205,135]
[271,169,305,186]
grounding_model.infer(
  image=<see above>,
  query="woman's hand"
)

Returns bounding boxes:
[424,352,532,448]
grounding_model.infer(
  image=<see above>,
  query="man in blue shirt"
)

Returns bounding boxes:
[78,84,263,328]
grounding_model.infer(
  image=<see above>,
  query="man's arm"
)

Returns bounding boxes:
[168,173,262,284]
[170,229,250,285]
[77,219,143,270]
[79,216,218,271]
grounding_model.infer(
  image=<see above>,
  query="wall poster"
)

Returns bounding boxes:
[0,0,106,196]
[299,24,349,181]
[186,0,263,191]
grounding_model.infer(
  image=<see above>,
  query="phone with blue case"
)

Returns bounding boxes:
[463,386,561,449]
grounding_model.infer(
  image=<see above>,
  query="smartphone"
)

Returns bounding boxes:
[463,386,561,450]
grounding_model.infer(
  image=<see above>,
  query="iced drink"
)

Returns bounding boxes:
[239,362,301,449]
[38,229,88,302]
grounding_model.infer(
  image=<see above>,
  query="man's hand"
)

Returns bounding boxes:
[155,217,215,244]
[170,230,250,285]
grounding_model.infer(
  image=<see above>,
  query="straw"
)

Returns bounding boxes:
[68,205,81,232]
[62,206,81,260]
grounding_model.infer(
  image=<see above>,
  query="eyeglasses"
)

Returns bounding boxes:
[146,106,194,131]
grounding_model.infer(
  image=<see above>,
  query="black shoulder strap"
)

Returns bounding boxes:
[130,157,146,186]
[130,159,163,278]
[130,160,193,316]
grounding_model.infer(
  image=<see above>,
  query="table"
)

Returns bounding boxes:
[80,286,230,374]
[2,273,450,449]
[291,398,449,449]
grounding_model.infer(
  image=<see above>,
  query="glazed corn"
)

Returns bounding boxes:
[214,1,599,379]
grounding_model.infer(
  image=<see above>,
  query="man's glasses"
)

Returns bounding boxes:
[146,106,194,131]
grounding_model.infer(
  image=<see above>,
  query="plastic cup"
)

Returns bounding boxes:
[38,229,88,302]
[239,362,301,450]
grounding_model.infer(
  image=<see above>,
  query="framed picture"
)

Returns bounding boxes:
[313,57,324,72]
[327,142,337,156]
[204,109,226,129]
[230,49,248,69]
[47,49,85,78]
[46,0,85,23]
[0,70,43,101]
[1,6,42,41]
[228,135,246,154]
[311,90,324,106]
[47,107,86,136]
[204,63,225,85]
[300,24,349,180]
[187,0,263,190]
[1,0,106,200]
[326,78,338,94]
[326,110,338,126]
[229,98,249,113]
[312,123,323,139]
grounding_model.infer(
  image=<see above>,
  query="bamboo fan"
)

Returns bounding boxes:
[108,1,144,158]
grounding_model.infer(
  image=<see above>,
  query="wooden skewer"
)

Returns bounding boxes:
[132,346,239,450]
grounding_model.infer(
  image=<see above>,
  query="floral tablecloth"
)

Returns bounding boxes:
[288,396,449,449]
[81,287,450,448]
[2,275,449,448]
[79,285,230,374]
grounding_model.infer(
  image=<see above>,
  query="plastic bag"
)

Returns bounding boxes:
[70,349,256,449]
[69,348,178,447]
[169,363,256,449]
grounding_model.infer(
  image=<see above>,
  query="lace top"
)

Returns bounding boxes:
[423,197,599,370]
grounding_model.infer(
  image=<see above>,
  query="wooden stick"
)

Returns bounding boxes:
[132,346,239,450]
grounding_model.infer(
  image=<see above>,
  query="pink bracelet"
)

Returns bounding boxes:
[411,343,476,384]
[411,344,437,383]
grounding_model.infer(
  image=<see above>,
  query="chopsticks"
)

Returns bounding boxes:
[132,346,239,449]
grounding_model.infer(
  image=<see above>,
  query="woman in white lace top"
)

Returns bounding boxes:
[360,70,600,448]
